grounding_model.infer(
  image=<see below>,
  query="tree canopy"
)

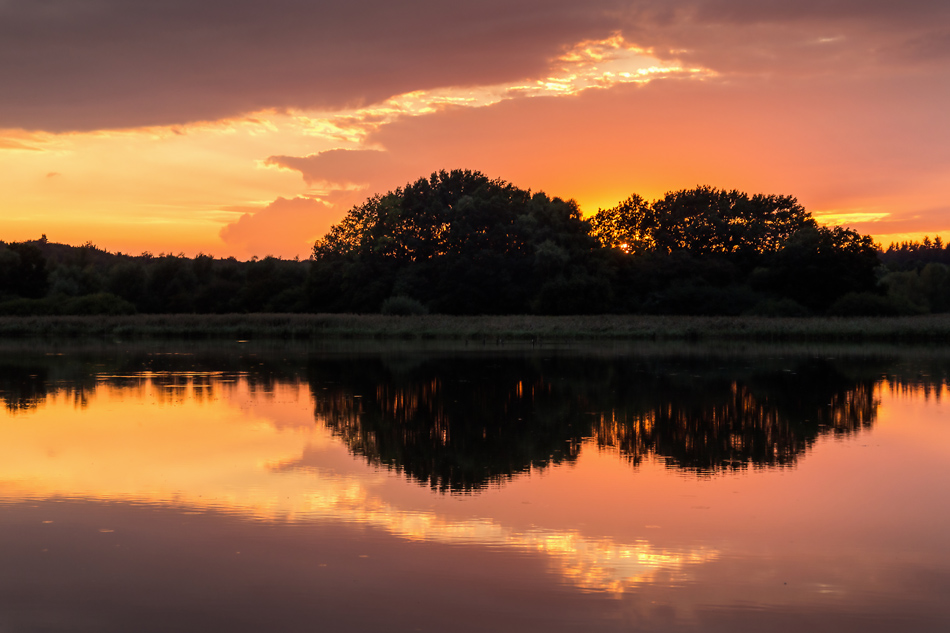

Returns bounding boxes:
[314,169,593,262]
[590,186,814,260]
[310,169,603,314]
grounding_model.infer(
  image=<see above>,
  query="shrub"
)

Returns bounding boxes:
[745,298,811,317]
[826,292,900,317]
[61,293,136,315]
[380,295,429,316]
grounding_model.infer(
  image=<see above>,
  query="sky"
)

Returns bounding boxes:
[1,0,948,259]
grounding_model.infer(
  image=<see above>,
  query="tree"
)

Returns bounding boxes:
[588,194,652,252]
[311,170,599,313]
[752,225,880,313]
[591,186,814,264]
[0,242,50,298]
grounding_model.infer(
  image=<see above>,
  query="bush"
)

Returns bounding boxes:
[532,274,613,315]
[0,297,58,316]
[827,292,900,317]
[61,293,136,315]
[380,295,429,316]
[745,298,811,317]
[641,282,759,316]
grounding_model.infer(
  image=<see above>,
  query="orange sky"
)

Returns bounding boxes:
[1,2,948,259]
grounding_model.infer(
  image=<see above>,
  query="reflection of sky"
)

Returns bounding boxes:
[0,375,717,593]
[1,363,949,630]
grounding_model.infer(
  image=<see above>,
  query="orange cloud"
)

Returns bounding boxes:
[219,197,339,259]
[265,149,395,190]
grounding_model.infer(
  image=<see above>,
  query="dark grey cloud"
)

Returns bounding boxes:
[0,0,621,131]
[2,0,947,132]
[618,1,950,74]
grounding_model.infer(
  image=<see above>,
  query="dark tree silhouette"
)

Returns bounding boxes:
[310,169,601,314]
[591,186,813,263]
[0,242,50,299]
[752,225,880,312]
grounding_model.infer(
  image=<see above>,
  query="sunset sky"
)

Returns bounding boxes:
[2,1,948,259]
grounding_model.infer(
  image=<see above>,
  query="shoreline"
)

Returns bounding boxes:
[2,313,950,342]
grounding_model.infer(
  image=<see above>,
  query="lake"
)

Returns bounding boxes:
[1,341,948,632]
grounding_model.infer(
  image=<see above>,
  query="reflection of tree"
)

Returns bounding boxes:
[311,357,587,492]
[0,347,304,412]
[311,354,884,491]
[594,359,877,472]
[0,363,51,411]
[0,345,943,491]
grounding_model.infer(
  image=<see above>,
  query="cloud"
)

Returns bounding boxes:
[615,2,950,75]
[0,0,618,132]
[0,141,36,150]
[356,69,950,205]
[265,149,396,189]
[847,205,950,239]
[219,197,338,259]
[3,1,949,132]
[256,67,950,230]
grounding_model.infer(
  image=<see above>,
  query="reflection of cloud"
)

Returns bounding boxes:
[287,480,718,593]
[0,374,716,593]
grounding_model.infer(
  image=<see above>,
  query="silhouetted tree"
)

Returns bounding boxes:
[311,170,599,314]
[0,243,49,298]
[591,187,813,266]
[751,225,880,313]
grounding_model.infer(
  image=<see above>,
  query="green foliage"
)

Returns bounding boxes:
[880,263,950,314]
[380,295,429,316]
[49,264,103,297]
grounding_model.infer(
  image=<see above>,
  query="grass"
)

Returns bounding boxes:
[3,313,950,342]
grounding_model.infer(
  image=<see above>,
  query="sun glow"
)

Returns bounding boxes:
[0,35,708,259]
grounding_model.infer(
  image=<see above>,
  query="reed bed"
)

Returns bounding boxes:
[2,313,950,342]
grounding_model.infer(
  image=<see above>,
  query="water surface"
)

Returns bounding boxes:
[1,342,948,632]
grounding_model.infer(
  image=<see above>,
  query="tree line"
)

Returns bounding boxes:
[1,169,947,316]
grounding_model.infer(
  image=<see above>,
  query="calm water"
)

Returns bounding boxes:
[1,341,948,632]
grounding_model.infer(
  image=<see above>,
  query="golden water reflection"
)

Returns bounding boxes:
[0,372,717,593]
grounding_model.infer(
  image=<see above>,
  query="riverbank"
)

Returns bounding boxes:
[2,313,950,342]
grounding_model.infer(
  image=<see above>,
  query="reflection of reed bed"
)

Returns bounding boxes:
[5,313,950,341]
